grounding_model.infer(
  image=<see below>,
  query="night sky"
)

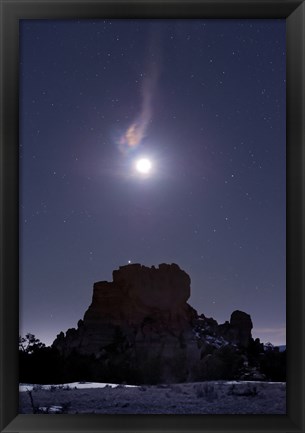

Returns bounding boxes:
[19,19,286,347]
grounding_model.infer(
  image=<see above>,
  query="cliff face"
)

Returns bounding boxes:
[84,263,195,329]
[53,263,254,383]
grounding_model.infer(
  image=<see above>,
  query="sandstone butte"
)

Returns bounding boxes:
[53,263,255,382]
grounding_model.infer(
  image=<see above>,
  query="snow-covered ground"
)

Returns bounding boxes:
[19,380,286,414]
[19,382,137,392]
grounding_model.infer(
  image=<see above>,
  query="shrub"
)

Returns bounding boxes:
[241,384,258,397]
[228,383,259,397]
[170,384,183,393]
[32,384,42,391]
[138,386,147,391]
[194,383,218,401]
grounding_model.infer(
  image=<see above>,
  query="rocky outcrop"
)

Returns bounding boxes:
[84,263,195,330]
[53,263,254,383]
[218,310,253,348]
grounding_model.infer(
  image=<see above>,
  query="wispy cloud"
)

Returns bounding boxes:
[118,27,162,154]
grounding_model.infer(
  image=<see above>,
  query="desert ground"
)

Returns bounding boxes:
[19,381,286,414]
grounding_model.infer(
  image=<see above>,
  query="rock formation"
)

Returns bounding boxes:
[84,263,195,329]
[218,310,253,347]
[53,263,254,383]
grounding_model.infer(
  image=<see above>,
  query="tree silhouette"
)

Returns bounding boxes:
[19,333,45,354]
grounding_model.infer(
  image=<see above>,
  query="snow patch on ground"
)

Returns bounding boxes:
[38,405,63,413]
[224,380,285,385]
[19,382,137,392]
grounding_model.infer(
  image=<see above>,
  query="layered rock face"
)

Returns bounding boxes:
[84,263,195,329]
[53,263,254,383]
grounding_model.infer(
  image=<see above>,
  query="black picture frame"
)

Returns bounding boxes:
[0,1,304,432]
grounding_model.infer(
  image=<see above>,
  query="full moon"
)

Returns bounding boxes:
[136,158,152,174]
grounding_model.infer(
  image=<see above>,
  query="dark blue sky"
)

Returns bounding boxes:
[19,19,286,346]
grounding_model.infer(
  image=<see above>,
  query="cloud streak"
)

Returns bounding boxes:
[119,65,159,152]
[119,29,161,153]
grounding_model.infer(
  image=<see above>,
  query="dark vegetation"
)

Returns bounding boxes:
[19,333,286,385]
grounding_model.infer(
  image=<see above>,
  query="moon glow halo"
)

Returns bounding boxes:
[135,158,152,174]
